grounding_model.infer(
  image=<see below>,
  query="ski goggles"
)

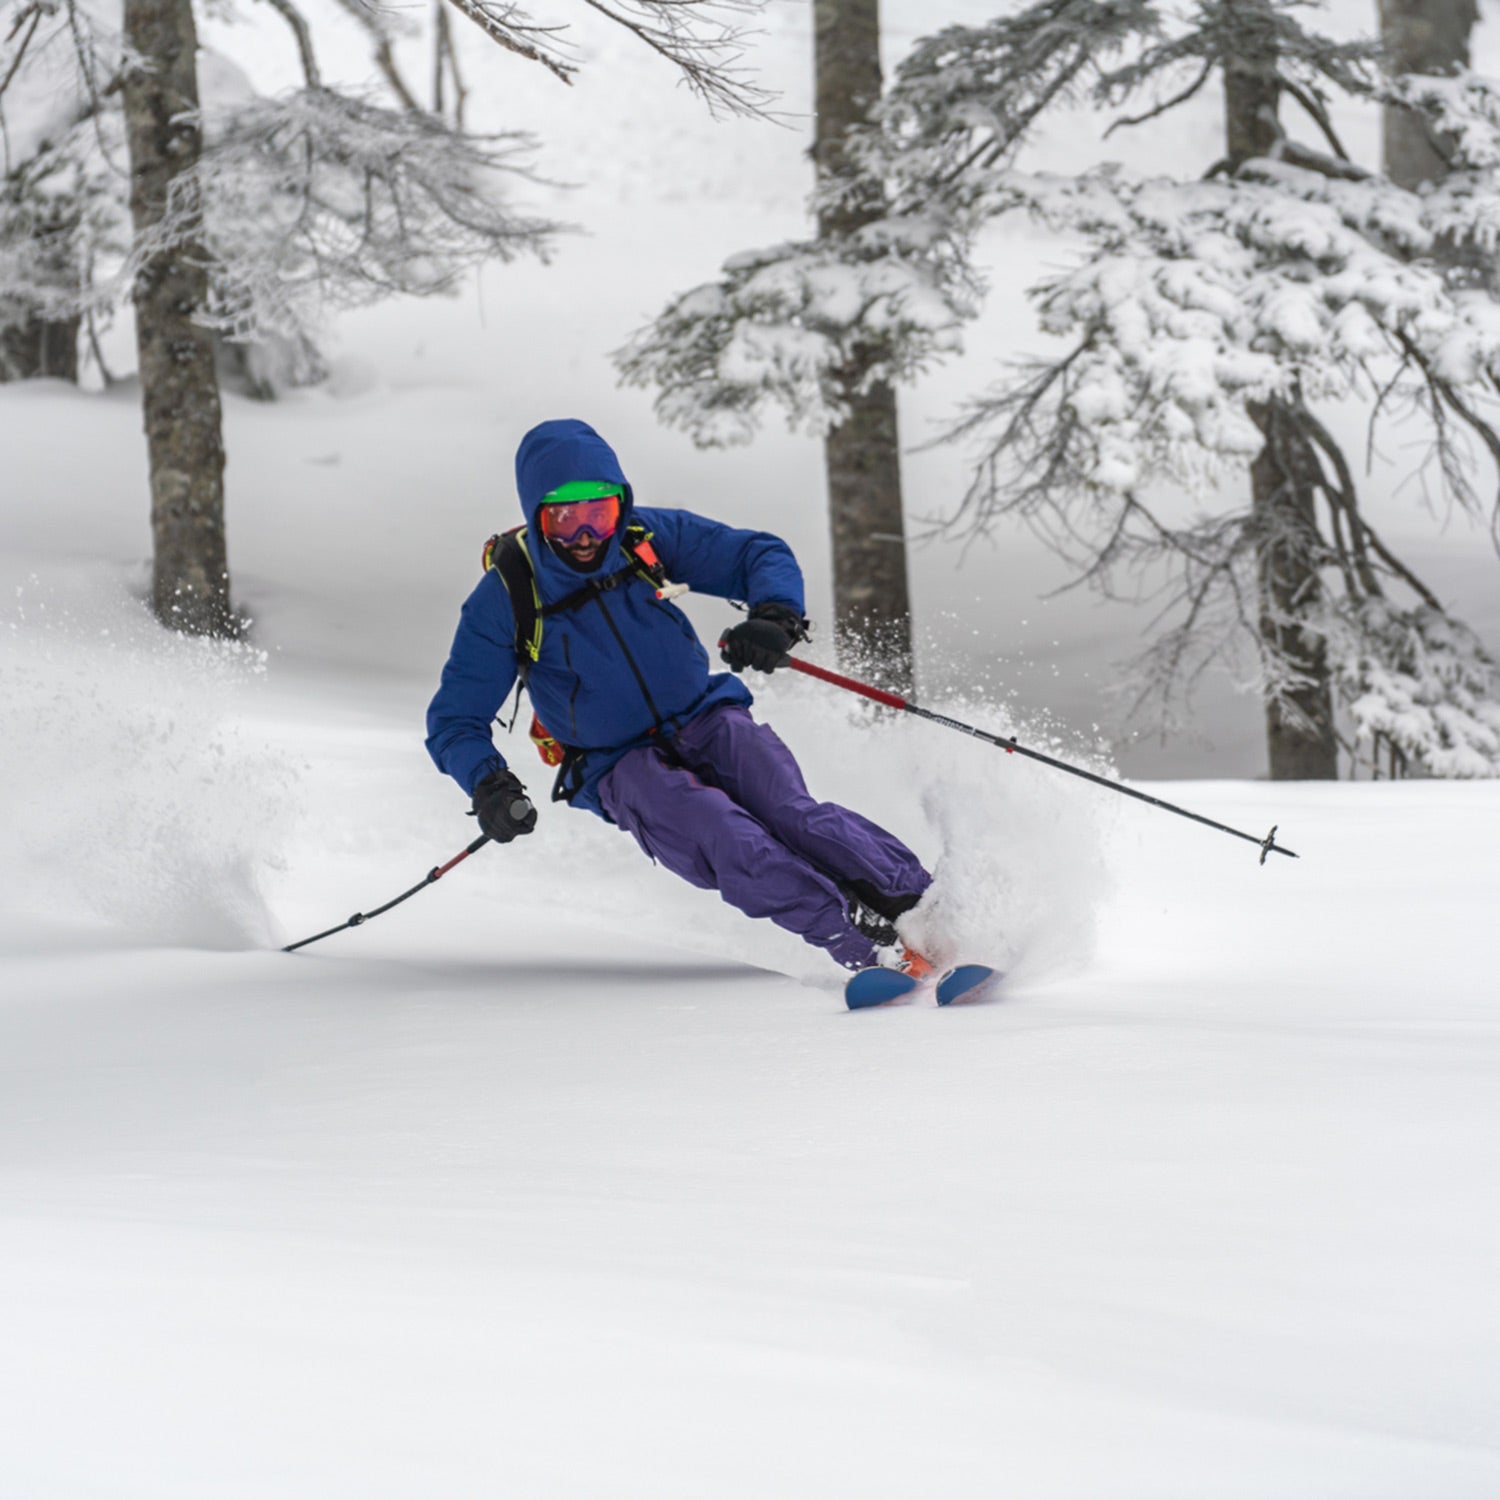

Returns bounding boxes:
[538,482,624,546]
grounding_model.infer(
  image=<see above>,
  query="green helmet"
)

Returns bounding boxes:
[541,479,624,504]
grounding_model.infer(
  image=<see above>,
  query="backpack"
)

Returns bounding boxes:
[480,522,690,783]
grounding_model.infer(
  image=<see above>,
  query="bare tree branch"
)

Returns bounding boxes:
[62,0,120,165]
[256,0,322,88]
[373,37,423,113]
[1397,327,1500,550]
[1283,76,1351,161]
[0,3,43,106]
[324,0,442,109]
[574,0,772,119]
[433,2,469,125]
[439,0,579,85]
[1296,401,1443,606]
[1105,60,1212,138]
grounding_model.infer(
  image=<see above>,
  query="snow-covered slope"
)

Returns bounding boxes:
[3,0,1499,1492]
[3,618,1498,1493]
[3,437,1498,1491]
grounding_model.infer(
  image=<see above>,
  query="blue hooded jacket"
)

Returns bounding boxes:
[425,419,806,818]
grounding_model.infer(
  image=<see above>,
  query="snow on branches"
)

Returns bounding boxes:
[440,0,771,119]
[3,0,767,382]
[0,0,128,374]
[902,0,1500,778]
[0,118,125,326]
[612,0,1157,445]
[1328,599,1500,778]
[616,226,970,444]
[613,0,1500,775]
[0,3,559,376]
[1383,68,1500,174]
[147,89,558,345]
[620,0,1500,775]
[854,0,1160,223]
[956,158,1500,504]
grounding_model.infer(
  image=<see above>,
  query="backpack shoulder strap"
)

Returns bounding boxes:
[483,526,543,671]
[622,524,690,602]
[532,522,673,619]
[480,521,689,669]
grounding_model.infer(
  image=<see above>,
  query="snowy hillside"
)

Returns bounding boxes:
[4,599,1498,1493]
[3,0,1500,1493]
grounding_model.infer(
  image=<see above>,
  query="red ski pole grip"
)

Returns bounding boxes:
[785,655,909,711]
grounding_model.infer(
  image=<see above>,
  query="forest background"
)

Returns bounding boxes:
[5,0,1498,779]
[4,5,1499,1494]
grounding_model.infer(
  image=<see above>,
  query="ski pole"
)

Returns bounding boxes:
[784,654,1298,864]
[281,792,531,953]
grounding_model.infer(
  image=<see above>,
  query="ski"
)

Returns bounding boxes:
[844,966,922,1009]
[844,962,1000,1010]
[935,964,997,1006]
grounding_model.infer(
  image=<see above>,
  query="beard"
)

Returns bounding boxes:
[548,535,610,573]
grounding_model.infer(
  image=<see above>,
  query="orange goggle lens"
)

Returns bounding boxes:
[539,495,622,546]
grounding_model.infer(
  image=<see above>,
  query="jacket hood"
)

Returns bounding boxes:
[514,420,636,588]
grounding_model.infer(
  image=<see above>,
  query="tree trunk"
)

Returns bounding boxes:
[823,376,911,681]
[1222,49,1281,165]
[812,0,915,695]
[1224,19,1338,778]
[1380,0,1477,189]
[1248,401,1339,780]
[121,0,235,637]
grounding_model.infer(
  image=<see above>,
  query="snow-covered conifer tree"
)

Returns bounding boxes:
[621,0,951,693]
[621,0,1500,779]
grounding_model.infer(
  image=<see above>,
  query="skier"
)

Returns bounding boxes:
[425,417,933,975]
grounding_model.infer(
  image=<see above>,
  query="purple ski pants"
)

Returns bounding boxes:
[597,704,930,969]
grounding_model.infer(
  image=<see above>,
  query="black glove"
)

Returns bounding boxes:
[471,767,538,843]
[719,603,808,674]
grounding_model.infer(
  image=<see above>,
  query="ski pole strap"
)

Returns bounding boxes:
[784,655,1298,863]
[281,832,494,954]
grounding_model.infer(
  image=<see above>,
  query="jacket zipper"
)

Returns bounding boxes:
[591,593,663,727]
[561,634,581,740]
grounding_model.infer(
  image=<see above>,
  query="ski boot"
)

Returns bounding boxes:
[843,943,933,1009]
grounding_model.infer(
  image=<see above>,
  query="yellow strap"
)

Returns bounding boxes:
[513,529,545,662]
[485,522,662,667]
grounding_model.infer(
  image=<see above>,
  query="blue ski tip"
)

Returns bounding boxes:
[936,964,997,1006]
[844,967,920,1010]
